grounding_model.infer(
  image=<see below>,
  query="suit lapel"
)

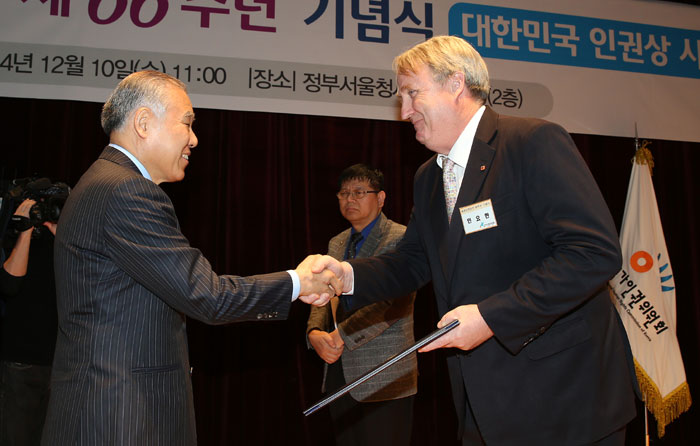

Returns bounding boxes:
[444,107,498,286]
[326,229,351,327]
[416,159,452,285]
[330,215,385,323]
[328,229,350,261]
[357,213,387,259]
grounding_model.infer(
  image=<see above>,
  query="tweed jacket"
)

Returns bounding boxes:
[307,212,417,402]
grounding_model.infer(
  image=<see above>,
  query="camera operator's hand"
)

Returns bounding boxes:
[14,199,36,233]
[43,222,57,236]
[2,199,36,277]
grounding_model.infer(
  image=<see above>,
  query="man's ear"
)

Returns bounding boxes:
[377,190,386,208]
[133,107,151,139]
[450,71,466,96]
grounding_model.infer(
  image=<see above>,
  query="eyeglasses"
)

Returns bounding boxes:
[336,190,380,200]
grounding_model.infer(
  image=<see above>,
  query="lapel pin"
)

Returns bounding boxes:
[480,165,486,171]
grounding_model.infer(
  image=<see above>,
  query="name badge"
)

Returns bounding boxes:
[459,198,498,235]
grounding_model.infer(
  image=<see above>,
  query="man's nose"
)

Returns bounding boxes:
[400,100,413,121]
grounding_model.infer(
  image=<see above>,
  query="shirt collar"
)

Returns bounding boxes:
[109,143,152,181]
[351,213,380,239]
[437,105,486,170]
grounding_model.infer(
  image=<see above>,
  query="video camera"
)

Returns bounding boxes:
[3,177,71,232]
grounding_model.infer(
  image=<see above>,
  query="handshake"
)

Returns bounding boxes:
[293,255,494,352]
[293,255,354,306]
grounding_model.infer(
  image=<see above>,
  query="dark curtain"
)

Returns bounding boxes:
[1,96,698,445]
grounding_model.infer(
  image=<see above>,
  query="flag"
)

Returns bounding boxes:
[609,141,691,437]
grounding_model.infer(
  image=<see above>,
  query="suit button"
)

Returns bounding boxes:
[539,327,546,334]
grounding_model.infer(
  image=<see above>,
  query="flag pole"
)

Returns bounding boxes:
[644,396,650,446]
[635,123,650,446]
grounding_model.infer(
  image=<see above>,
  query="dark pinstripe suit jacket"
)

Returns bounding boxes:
[42,146,292,446]
[307,213,416,402]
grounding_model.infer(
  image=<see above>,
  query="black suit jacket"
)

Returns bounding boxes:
[42,146,292,446]
[349,107,637,444]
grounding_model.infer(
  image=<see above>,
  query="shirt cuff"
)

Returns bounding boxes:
[346,262,355,295]
[287,269,300,301]
[338,264,355,311]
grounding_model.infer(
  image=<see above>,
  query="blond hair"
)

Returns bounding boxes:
[393,36,490,102]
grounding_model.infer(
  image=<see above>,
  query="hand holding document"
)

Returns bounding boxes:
[419,304,494,352]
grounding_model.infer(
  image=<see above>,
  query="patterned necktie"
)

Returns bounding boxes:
[443,157,458,223]
[346,232,363,259]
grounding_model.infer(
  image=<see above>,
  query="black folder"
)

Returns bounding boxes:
[303,319,460,416]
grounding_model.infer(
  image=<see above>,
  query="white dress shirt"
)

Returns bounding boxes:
[436,105,486,189]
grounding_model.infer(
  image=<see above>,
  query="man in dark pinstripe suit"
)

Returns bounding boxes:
[41,71,338,446]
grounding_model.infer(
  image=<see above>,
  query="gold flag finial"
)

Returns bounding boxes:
[632,125,654,175]
[634,140,654,172]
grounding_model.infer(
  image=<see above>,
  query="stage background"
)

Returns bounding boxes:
[0,95,698,445]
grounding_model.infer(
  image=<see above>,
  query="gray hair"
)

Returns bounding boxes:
[393,35,490,103]
[101,70,186,135]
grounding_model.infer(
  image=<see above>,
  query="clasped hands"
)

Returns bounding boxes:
[307,329,344,364]
[293,254,352,306]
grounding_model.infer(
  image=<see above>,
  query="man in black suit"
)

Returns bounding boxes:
[42,70,338,445]
[313,36,637,445]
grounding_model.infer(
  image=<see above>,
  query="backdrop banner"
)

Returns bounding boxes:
[1,0,699,142]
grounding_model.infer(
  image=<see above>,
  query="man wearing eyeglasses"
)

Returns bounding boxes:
[306,164,417,446]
